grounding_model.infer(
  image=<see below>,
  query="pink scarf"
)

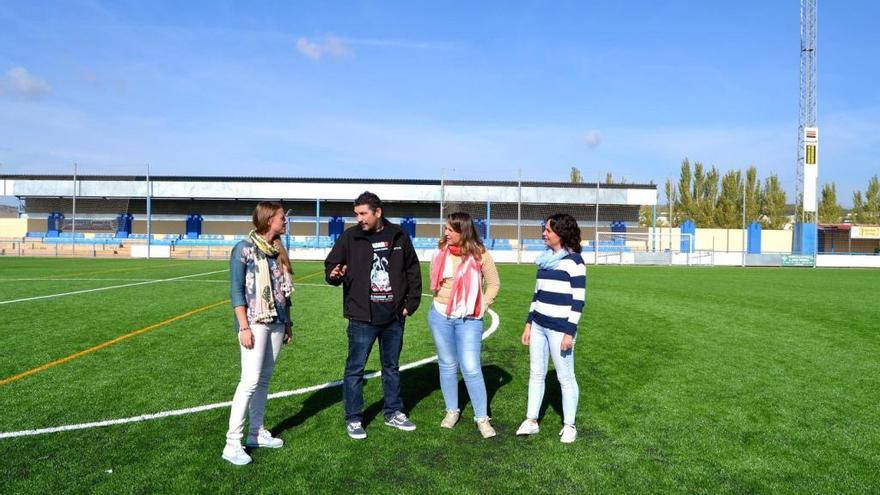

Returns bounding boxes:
[430,246,483,317]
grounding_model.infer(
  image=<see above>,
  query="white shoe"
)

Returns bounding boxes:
[559,424,577,444]
[222,444,252,466]
[440,410,460,429]
[476,418,497,439]
[245,428,284,449]
[515,419,539,436]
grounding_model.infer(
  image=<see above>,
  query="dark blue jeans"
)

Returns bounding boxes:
[343,318,405,423]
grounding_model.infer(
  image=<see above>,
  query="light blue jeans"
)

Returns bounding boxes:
[527,322,579,425]
[428,306,488,421]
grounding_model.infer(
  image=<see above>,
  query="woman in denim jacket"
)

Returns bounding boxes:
[222,202,294,466]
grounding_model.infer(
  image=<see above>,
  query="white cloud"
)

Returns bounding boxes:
[323,36,351,57]
[296,38,323,60]
[296,36,351,60]
[582,130,602,149]
[3,67,51,100]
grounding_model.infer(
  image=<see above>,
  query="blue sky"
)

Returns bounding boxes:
[0,0,878,205]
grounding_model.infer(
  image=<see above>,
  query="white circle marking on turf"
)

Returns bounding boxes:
[0,292,500,440]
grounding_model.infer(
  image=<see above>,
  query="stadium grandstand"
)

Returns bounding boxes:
[0,174,657,259]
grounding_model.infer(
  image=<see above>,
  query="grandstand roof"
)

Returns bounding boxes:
[1,174,657,206]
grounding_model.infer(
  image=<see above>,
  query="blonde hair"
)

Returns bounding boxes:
[438,211,485,260]
[252,201,293,274]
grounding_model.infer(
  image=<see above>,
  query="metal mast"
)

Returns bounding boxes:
[797,0,817,223]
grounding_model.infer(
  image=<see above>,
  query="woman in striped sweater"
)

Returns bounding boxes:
[516,213,585,444]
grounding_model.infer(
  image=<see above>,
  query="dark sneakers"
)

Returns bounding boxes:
[384,411,417,431]
[347,421,367,440]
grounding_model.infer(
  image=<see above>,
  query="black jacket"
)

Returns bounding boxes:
[324,219,422,323]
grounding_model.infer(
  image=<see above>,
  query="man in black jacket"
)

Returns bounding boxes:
[325,191,422,439]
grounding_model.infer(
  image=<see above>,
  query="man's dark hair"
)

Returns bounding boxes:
[354,191,382,212]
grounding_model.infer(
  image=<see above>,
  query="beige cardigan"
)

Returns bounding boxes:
[432,250,500,309]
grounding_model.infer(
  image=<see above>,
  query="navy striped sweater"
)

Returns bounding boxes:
[526,253,586,336]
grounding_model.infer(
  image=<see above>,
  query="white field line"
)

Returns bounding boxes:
[0,278,334,284]
[0,278,228,283]
[0,270,227,305]
[0,279,334,285]
[0,305,500,440]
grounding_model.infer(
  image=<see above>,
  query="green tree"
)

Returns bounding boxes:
[690,162,706,225]
[638,204,655,227]
[674,158,694,223]
[760,175,787,229]
[605,172,628,184]
[852,191,866,223]
[715,170,743,228]
[744,165,761,223]
[697,166,720,227]
[570,167,583,184]
[664,178,678,227]
[852,175,880,224]
[817,183,842,224]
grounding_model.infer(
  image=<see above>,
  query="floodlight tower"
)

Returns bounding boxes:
[794,0,818,254]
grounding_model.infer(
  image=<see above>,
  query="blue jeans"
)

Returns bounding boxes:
[343,318,405,423]
[526,322,579,425]
[428,306,488,421]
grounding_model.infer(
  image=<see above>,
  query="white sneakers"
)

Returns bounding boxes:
[223,429,283,465]
[559,424,577,444]
[516,419,577,443]
[221,444,252,466]
[476,418,497,439]
[515,419,540,436]
[246,428,284,449]
[440,410,460,429]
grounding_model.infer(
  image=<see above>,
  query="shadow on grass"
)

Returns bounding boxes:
[538,369,566,424]
[362,363,513,426]
[362,365,438,427]
[270,362,514,434]
[270,382,342,436]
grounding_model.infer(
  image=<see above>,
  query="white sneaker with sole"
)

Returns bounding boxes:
[222,444,252,466]
[559,424,577,443]
[440,410,460,429]
[515,419,540,436]
[245,428,283,449]
[476,418,497,439]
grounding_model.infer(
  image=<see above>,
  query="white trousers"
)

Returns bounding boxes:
[526,322,579,425]
[226,322,284,445]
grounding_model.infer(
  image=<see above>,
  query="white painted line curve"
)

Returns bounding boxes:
[0,306,500,440]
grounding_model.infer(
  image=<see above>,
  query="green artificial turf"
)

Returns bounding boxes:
[0,258,878,494]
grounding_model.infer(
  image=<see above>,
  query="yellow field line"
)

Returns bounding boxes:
[1,269,325,387]
[0,299,229,387]
[294,270,324,283]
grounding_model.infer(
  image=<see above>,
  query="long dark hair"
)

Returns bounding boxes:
[546,213,582,253]
[438,211,486,260]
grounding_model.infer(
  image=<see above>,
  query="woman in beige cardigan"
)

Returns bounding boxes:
[428,212,500,438]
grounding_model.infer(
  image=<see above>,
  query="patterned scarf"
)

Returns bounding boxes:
[249,230,293,323]
[430,245,483,317]
[535,248,570,270]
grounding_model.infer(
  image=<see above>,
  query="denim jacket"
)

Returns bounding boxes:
[229,239,291,331]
